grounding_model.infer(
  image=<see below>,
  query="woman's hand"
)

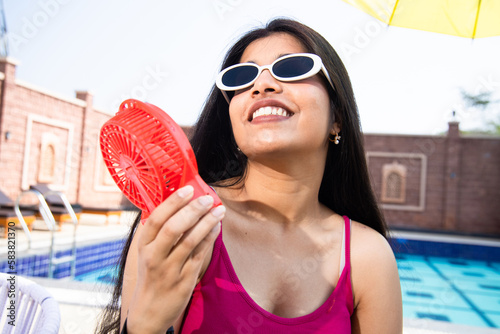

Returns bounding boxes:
[126,185,224,334]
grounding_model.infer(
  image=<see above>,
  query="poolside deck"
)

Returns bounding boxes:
[1,214,499,333]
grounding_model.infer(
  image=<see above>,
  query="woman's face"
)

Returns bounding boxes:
[228,33,339,161]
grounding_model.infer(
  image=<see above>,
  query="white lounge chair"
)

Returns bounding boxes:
[0,273,60,333]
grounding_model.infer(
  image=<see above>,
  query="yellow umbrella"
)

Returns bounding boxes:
[342,0,500,39]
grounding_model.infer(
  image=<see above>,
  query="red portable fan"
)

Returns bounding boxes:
[99,99,221,222]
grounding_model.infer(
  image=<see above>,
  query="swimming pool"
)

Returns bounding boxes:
[0,238,125,278]
[397,253,500,328]
[393,235,500,329]
[71,235,500,329]
[74,263,119,284]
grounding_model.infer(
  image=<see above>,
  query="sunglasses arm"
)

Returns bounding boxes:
[221,90,231,104]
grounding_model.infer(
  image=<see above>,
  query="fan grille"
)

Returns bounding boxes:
[100,103,184,213]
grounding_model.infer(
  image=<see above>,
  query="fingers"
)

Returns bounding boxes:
[154,195,221,256]
[139,185,195,246]
[168,204,224,267]
[139,184,225,267]
[181,216,221,276]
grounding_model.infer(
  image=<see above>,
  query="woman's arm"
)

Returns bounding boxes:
[350,223,403,334]
[120,186,223,334]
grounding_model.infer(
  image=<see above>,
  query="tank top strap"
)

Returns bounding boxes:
[343,215,351,271]
[342,215,354,314]
[338,215,352,274]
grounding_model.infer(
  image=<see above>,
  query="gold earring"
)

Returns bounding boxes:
[329,132,341,144]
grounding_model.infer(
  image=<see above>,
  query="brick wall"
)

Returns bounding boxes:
[456,137,500,235]
[0,58,125,209]
[1,58,498,236]
[365,128,500,236]
[73,91,125,209]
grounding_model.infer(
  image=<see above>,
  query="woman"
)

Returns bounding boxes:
[97,18,402,334]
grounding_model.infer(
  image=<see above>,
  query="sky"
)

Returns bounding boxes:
[3,0,500,135]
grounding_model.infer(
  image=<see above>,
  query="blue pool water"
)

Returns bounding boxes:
[397,253,500,328]
[72,238,500,329]
[0,238,125,278]
[74,263,119,284]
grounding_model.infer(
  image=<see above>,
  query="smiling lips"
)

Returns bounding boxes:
[251,106,292,121]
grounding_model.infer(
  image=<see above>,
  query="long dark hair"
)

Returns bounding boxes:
[192,18,386,235]
[95,18,386,334]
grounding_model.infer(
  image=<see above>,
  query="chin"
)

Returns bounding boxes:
[244,145,294,160]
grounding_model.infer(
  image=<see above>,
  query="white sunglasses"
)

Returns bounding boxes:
[216,53,334,103]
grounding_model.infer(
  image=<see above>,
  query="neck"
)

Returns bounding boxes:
[222,153,328,227]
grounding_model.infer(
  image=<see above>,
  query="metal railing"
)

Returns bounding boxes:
[14,190,78,278]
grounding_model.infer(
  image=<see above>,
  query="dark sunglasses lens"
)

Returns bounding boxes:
[273,56,314,78]
[222,66,259,88]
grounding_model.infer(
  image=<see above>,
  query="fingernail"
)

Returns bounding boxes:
[177,185,194,198]
[212,221,222,234]
[211,205,226,220]
[198,195,214,207]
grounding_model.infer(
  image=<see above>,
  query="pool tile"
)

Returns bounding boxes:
[401,286,470,309]
[445,268,499,281]
[485,313,500,328]
[479,284,500,291]
[403,302,488,327]
[490,262,500,272]
[399,263,435,273]
[431,258,493,270]
[400,276,451,291]
[416,312,450,322]
[462,271,486,277]
[454,279,500,295]
[464,292,500,313]
[407,291,435,299]
[430,264,500,288]
[393,239,500,262]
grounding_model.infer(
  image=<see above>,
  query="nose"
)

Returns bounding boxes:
[251,69,282,97]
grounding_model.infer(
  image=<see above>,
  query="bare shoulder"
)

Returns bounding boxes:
[349,221,399,303]
[349,221,403,333]
[350,220,394,262]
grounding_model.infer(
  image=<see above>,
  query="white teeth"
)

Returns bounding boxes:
[252,107,291,120]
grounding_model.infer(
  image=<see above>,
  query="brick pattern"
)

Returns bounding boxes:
[364,133,500,235]
[1,59,499,235]
[457,137,500,234]
[0,59,125,209]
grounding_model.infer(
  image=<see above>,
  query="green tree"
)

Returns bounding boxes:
[460,89,500,135]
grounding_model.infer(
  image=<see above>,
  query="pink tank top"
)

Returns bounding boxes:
[181,215,353,333]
